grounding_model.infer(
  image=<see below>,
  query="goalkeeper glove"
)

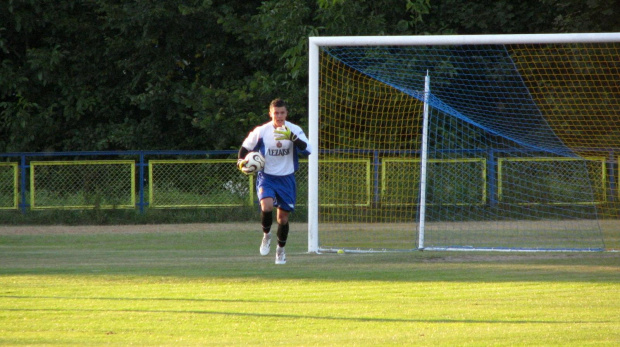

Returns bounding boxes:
[237,158,248,172]
[274,126,298,142]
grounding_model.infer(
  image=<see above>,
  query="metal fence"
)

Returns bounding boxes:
[0,150,246,213]
[0,150,618,213]
[0,162,18,210]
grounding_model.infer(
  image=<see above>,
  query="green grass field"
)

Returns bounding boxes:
[1,224,618,346]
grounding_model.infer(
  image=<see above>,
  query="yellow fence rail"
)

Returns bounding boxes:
[381,158,487,206]
[298,159,372,207]
[0,151,617,212]
[498,157,607,205]
[30,160,136,209]
[149,159,253,208]
[0,163,18,210]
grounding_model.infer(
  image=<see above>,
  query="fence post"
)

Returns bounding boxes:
[488,149,497,207]
[608,150,616,203]
[138,152,146,213]
[373,150,380,207]
[19,155,28,214]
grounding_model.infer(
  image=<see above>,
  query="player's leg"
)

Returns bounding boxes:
[276,208,290,247]
[261,197,274,232]
[259,198,274,255]
[273,175,296,264]
[275,208,290,264]
[257,172,276,256]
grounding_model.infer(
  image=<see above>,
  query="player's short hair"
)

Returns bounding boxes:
[270,98,287,109]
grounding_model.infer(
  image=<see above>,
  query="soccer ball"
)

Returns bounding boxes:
[242,151,265,174]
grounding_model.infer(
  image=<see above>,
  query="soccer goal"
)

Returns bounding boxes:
[307,33,620,253]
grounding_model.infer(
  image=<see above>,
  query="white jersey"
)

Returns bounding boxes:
[241,121,311,176]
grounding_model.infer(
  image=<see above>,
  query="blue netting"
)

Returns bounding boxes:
[318,44,605,251]
[324,46,574,157]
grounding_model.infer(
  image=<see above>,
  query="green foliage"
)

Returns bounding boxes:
[416,0,620,34]
[542,0,620,32]
[1,0,618,153]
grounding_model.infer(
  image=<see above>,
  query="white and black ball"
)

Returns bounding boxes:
[242,151,265,174]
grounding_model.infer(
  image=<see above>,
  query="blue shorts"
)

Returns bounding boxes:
[256,172,297,212]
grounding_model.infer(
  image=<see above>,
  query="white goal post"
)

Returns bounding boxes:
[308,33,620,253]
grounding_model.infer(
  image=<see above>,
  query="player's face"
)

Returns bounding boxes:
[270,106,288,128]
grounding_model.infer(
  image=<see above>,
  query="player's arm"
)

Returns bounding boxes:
[292,137,308,151]
[237,146,250,170]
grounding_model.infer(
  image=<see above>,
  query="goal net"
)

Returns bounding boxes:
[307,33,620,252]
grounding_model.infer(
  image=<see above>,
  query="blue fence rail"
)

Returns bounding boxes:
[1,150,237,213]
[1,148,618,213]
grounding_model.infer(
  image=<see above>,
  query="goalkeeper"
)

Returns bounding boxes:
[237,98,312,264]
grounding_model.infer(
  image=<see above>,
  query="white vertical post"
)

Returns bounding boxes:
[418,71,431,250]
[307,39,320,253]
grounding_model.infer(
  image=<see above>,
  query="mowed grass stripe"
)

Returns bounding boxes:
[0,228,618,346]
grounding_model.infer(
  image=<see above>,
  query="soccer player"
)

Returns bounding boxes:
[237,98,312,264]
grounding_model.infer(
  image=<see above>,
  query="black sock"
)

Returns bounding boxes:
[277,222,289,247]
[261,211,272,233]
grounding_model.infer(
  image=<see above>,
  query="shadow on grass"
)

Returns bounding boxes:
[2,305,606,325]
[1,229,618,283]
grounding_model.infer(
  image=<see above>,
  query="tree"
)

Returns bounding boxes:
[1,0,618,153]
